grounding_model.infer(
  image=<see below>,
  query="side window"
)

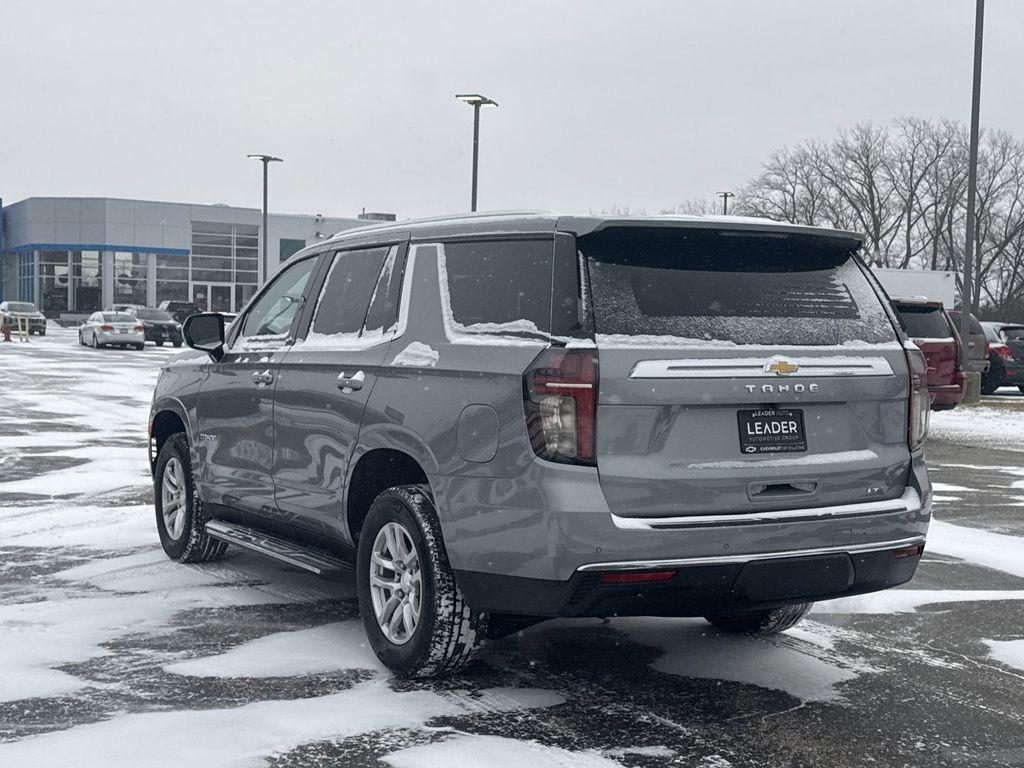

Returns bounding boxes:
[363,245,405,335]
[310,247,390,337]
[440,240,553,336]
[240,257,317,339]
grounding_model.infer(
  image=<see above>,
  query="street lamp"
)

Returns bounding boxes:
[247,153,283,284]
[455,94,498,212]
[960,0,985,380]
[716,191,735,215]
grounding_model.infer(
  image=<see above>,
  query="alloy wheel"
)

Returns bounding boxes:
[161,457,187,540]
[369,521,422,645]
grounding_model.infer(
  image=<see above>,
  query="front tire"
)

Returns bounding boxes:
[705,602,813,635]
[154,433,227,563]
[356,485,486,678]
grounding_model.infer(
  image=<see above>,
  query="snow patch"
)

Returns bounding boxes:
[0,681,564,768]
[391,341,440,368]
[385,734,622,768]
[814,589,1024,614]
[927,520,1024,579]
[165,622,381,677]
[985,639,1024,672]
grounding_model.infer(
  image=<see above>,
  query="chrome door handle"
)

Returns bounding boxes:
[336,370,365,392]
[251,369,273,385]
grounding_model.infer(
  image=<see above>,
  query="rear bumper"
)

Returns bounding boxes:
[436,450,931,597]
[929,383,964,407]
[455,539,924,617]
[97,332,143,344]
[144,327,182,343]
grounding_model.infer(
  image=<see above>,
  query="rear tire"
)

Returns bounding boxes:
[1019,386,1024,395]
[156,340,164,347]
[356,485,486,678]
[981,375,998,395]
[173,340,182,348]
[135,343,145,350]
[705,602,813,635]
[154,433,227,563]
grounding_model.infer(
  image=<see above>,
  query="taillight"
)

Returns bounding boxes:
[983,340,989,358]
[134,325,144,332]
[524,347,598,465]
[905,344,930,450]
[994,343,1014,361]
[99,324,114,331]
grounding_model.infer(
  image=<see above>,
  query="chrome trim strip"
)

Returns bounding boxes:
[630,356,894,379]
[610,488,921,529]
[576,535,927,572]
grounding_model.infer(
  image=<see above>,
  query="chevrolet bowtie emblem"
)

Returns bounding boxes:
[764,358,799,375]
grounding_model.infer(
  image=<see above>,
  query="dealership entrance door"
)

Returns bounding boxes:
[192,283,234,312]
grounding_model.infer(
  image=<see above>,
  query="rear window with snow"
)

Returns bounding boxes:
[440,240,552,339]
[580,228,896,346]
[1002,326,1024,340]
[895,305,952,339]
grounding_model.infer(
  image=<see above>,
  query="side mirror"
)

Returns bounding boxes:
[183,313,226,361]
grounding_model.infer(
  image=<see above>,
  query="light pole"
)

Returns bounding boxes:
[960,0,984,378]
[455,94,498,212]
[247,154,283,284]
[717,191,735,215]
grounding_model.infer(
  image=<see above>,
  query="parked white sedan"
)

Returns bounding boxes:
[78,311,145,350]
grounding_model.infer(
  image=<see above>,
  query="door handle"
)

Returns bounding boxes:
[251,369,274,385]
[336,370,365,392]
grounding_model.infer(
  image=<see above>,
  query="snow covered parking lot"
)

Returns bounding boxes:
[2,327,1024,767]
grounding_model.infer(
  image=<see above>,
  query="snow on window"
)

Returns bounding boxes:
[582,228,897,348]
[436,241,553,346]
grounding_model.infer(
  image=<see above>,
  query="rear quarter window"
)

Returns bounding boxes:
[581,228,896,347]
[438,240,552,341]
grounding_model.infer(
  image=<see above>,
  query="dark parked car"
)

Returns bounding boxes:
[127,307,183,347]
[157,300,201,324]
[0,300,47,335]
[947,310,990,377]
[149,212,931,677]
[981,322,1024,394]
[891,298,964,410]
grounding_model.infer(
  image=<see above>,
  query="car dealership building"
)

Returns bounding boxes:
[0,197,374,318]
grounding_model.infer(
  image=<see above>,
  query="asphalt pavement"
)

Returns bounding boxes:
[1,330,1022,768]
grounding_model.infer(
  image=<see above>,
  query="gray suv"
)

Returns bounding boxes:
[149,212,932,677]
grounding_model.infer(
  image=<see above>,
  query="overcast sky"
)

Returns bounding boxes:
[2,0,1022,221]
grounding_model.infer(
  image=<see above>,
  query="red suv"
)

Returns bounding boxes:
[892,298,964,410]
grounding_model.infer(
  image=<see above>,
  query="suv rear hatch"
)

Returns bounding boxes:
[578,225,910,519]
[893,302,960,390]
[998,325,1024,363]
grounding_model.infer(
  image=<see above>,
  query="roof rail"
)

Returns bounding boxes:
[327,209,556,240]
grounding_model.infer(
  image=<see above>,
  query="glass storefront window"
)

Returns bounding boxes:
[18,252,37,304]
[157,281,189,303]
[191,221,261,311]
[72,250,103,312]
[113,252,148,306]
[38,250,71,315]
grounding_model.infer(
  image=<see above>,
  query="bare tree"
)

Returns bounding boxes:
[733,117,1024,317]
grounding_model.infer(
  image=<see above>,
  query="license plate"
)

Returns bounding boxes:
[737,408,807,454]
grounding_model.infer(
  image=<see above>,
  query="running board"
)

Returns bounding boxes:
[204,520,352,579]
